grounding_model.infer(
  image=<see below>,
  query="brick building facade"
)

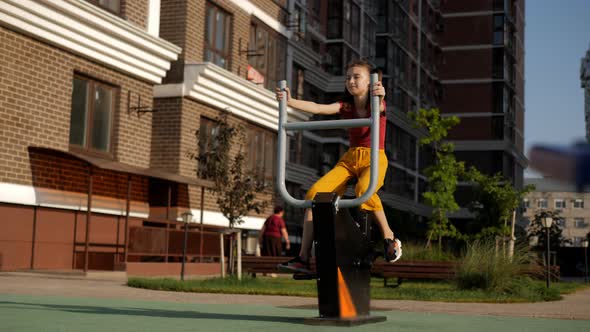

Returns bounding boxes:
[0,0,299,275]
[0,0,528,274]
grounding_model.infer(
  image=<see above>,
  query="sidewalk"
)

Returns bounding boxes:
[0,271,589,320]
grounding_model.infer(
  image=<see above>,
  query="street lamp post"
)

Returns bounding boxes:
[181,211,193,281]
[582,239,589,283]
[542,216,553,288]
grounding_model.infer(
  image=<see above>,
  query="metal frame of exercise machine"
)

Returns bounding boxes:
[276,73,386,326]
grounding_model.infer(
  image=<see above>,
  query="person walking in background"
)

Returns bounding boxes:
[259,206,290,256]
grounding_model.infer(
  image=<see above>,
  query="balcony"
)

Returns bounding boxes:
[0,0,181,83]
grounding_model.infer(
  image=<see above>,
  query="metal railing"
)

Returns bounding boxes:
[276,73,381,209]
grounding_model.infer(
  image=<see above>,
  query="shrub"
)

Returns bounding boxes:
[455,240,532,291]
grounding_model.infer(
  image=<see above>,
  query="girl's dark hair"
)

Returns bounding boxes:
[274,206,284,214]
[342,59,383,105]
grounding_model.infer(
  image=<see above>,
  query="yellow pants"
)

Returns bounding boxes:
[305,147,388,211]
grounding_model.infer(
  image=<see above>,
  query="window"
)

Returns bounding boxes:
[574,218,586,228]
[555,218,565,227]
[573,237,583,247]
[555,199,566,209]
[493,14,504,45]
[375,38,388,71]
[302,137,320,170]
[522,198,529,211]
[376,0,389,32]
[291,64,305,100]
[288,132,301,164]
[85,0,121,15]
[205,3,231,69]
[246,126,276,181]
[69,76,115,154]
[249,19,287,90]
[325,43,356,76]
[574,199,584,208]
[492,50,504,80]
[292,4,306,41]
[537,198,547,209]
[197,117,219,178]
[327,0,343,38]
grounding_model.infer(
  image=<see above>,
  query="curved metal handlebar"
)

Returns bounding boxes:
[276,73,380,209]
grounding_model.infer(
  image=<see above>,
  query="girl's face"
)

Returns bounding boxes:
[345,65,371,97]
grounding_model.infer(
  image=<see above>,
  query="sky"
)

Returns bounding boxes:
[524,1,590,176]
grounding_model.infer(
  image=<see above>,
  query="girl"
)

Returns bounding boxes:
[276,59,402,274]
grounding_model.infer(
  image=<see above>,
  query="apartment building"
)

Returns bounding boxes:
[523,178,590,247]
[582,45,590,142]
[439,0,527,207]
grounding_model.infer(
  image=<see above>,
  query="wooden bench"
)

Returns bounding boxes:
[372,260,459,287]
[241,256,559,285]
[241,256,457,285]
[241,256,292,276]
[241,256,317,276]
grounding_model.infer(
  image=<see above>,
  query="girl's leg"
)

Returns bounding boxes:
[355,167,402,262]
[372,210,394,240]
[355,151,400,246]
[298,163,352,261]
[355,150,390,239]
[299,208,313,261]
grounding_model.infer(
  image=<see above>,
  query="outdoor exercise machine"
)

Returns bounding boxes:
[276,73,386,326]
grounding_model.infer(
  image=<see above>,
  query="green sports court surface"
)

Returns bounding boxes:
[0,293,588,332]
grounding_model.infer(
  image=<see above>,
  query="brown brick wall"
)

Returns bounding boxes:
[440,49,492,79]
[0,26,154,186]
[439,83,493,114]
[151,96,275,217]
[447,117,494,140]
[250,0,287,23]
[442,0,494,13]
[28,149,149,202]
[441,16,493,46]
[151,98,183,173]
[159,0,284,83]
[122,0,149,30]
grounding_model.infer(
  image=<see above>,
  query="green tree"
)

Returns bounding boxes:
[465,168,534,258]
[409,108,464,248]
[527,209,570,252]
[193,111,268,228]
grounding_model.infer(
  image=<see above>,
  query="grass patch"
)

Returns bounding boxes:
[127,276,589,303]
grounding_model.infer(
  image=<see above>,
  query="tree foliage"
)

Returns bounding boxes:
[465,167,534,239]
[192,111,268,228]
[409,108,464,247]
[527,209,570,251]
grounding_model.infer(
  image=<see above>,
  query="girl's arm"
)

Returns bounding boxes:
[276,87,340,115]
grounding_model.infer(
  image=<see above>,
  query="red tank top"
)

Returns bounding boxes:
[339,100,387,149]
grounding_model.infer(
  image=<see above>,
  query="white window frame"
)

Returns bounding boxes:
[554,199,566,209]
[574,199,584,209]
[537,198,547,209]
[573,218,585,228]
